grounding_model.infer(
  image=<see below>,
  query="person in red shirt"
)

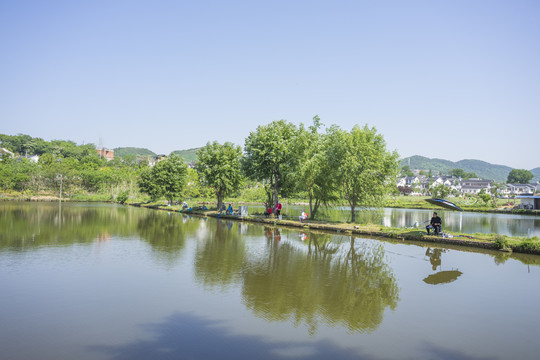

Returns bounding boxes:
[275,202,282,216]
[264,202,273,217]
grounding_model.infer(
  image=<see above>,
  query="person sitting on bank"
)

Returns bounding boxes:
[299,211,308,223]
[226,203,233,215]
[426,212,442,235]
[264,205,273,217]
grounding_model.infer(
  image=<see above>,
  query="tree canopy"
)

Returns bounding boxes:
[138,154,187,204]
[196,141,244,210]
[294,116,340,219]
[243,120,298,207]
[507,169,533,184]
[327,125,399,223]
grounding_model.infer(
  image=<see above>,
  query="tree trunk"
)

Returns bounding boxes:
[309,192,313,219]
[216,191,223,211]
[273,173,279,208]
[350,197,357,223]
[312,199,321,219]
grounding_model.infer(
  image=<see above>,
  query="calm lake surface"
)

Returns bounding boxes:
[1,202,540,360]
[261,204,540,237]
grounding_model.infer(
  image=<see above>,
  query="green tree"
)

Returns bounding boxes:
[401,165,414,177]
[430,184,450,198]
[451,168,477,179]
[196,141,244,210]
[294,116,339,219]
[243,120,298,208]
[327,125,399,223]
[138,154,187,203]
[507,169,533,184]
[138,167,161,200]
[478,189,491,206]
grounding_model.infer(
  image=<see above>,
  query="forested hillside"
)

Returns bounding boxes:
[171,147,201,163]
[114,147,156,157]
[400,155,536,182]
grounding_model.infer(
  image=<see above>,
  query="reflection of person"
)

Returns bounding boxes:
[299,211,308,223]
[426,212,442,235]
[425,248,442,270]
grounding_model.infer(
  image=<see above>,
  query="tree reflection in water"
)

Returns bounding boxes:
[242,231,400,334]
[194,219,246,289]
[136,213,199,266]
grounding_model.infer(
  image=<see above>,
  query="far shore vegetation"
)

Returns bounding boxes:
[1,121,539,253]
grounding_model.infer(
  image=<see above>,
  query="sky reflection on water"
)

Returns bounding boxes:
[1,202,539,360]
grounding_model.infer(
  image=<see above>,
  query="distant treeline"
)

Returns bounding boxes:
[0,133,143,196]
[1,118,399,223]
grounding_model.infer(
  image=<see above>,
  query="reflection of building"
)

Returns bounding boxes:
[95,233,111,242]
[96,148,114,161]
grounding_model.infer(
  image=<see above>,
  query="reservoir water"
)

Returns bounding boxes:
[257,204,540,237]
[1,202,539,360]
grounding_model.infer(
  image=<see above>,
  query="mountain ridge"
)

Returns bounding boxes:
[401,155,538,182]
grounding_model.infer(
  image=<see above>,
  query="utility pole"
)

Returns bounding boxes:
[57,174,63,203]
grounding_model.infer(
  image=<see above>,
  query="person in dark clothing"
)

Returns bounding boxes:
[426,212,442,235]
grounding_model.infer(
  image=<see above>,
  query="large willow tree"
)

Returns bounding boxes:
[294,116,340,219]
[243,120,298,208]
[195,141,243,210]
[328,125,399,223]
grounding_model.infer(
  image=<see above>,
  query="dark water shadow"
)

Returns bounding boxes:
[89,312,380,360]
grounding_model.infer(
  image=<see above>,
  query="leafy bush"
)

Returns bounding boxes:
[116,191,129,204]
[515,239,540,253]
[493,235,508,250]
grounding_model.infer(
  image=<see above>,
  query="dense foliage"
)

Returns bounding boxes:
[507,169,534,184]
[138,154,187,204]
[196,142,243,210]
[0,134,142,198]
[2,121,402,220]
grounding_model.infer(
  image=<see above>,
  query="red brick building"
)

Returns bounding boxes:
[96,148,114,161]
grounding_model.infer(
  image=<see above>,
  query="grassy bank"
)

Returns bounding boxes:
[130,201,540,256]
[3,190,539,255]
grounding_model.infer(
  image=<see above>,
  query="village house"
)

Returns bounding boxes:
[23,154,39,163]
[502,184,536,197]
[458,179,494,195]
[516,195,540,210]
[148,154,167,167]
[96,148,114,161]
[0,147,15,159]
[396,176,425,195]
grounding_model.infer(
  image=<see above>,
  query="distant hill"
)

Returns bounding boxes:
[171,147,201,163]
[453,159,513,183]
[113,147,156,158]
[531,167,540,183]
[401,156,537,183]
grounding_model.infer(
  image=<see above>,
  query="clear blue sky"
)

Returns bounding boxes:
[1,0,539,169]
